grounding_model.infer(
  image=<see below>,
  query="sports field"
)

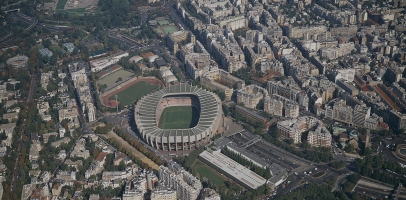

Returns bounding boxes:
[158,20,170,25]
[162,25,179,35]
[154,28,164,36]
[108,81,158,105]
[56,0,69,10]
[97,69,134,88]
[158,106,199,129]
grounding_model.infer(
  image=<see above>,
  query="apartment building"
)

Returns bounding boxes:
[159,161,202,200]
[277,116,321,144]
[236,85,268,108]
[200,69,245,100]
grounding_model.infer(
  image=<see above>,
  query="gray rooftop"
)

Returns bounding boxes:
[199,150,266,190]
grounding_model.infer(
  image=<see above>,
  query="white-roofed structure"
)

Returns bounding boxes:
[199,149,266,190]
[134,83,222,151]
[129,56,143,64]
[148,55,160,63]
[160,68,178,84]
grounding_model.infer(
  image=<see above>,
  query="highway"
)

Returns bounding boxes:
[2,11,74,45]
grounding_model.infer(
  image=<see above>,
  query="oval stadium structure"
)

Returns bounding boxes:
[134,83,222,151]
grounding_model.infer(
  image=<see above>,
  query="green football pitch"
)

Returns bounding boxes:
[158,106,199,129]
[108,81,158,106]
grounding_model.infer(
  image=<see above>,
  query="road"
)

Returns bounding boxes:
[10,74,36,196]
[379,137,406,165]
[2,11,75,45]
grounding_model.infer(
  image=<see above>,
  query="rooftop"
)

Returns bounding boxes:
[199,150,266,190]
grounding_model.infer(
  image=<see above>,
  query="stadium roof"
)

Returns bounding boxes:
[199,150,266,190]
[135,83,220,140]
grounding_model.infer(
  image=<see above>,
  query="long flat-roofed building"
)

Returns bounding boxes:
[199,149,266,190]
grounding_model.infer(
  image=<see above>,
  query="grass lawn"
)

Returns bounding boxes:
[158,20,170,25]
[154,27,164,36]
[56,0,69,10]
[162,25,179,35]
[158,106,199,129]
[193,160,227,186]
[108,81,158,106]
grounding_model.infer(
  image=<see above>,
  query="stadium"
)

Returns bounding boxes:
[134,83,222,151]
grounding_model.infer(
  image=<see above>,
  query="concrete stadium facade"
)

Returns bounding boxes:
[134,83,222,151]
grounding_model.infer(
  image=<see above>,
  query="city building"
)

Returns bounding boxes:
[277,116,330,146]
[159,161,202,200]
[39,48,53,57]
[151,188,177,200]
[200,69,245,100]
[199,149,266,190]
[264,94,299,118]
[167,31,196,55]
[198,188,220,200]
[63,43,75,53]
[235,105,268,124]
[236,85,268,108]
[307,125,332,147]
[89,51,129,72]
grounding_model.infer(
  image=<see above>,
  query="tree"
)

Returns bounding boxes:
[361,147,372,156]
[270,129,281,138]
[344,144,355,153]
[286,138,294,144]
[0,131,7,140]
[329,161,346,169]
[117,77,122,82]
[43,39,52,48]
[301,140,311,149]
[6,83,14,91]
[72,48,79,55]
[50,55,57,66]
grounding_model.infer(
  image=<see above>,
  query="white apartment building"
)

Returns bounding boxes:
[159,161,202,200]
[307,125,332,147]
[277,116,320,144]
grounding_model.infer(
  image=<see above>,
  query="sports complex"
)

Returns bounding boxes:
[134,83,223,151]
[97,66,162,107]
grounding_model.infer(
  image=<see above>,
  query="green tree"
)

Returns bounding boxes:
[344,144,355,153]
[50,55,57,66]
[43,39,52,48]
[6,83,14,91]
[0,131,7,140]
[301,140,311,149]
